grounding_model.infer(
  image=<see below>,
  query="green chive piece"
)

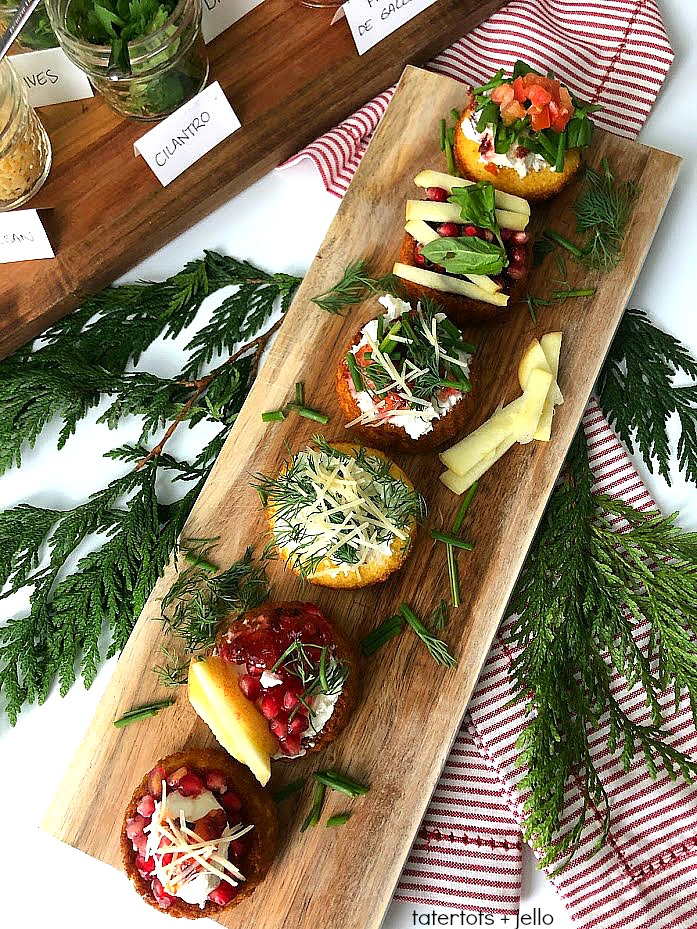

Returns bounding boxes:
[446,543,461,608]
[327,813,352,827]
[431,530,475,551]
[256,487,268,506]
[438,379,471,392]
[544,229,584,258]
[319,646,329,692]
[114,699,174,728]
[445,138,456,176]
[272,778,306,803]
[301,782,326,832]
[262,410,286,423]
[551,288,596,299]
[314,769,369,797]
[286,403,330,424]
[439,118,446,151]
[376,314,385,343]
[361,614,405,656]
[555,129,567,174]
[295,381,305,405]
[346,352,363,392]
[452,481,479,533]
[183,552,218,573]
[450,107,460,122]
[379,321,401,352]
[472,69,506,95]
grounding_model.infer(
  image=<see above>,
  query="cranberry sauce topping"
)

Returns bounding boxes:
[415,186,529,284]
[219,602,338,758]
[126,763,251,910]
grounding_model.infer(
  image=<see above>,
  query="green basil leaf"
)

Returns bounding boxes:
[420,237,507,276]
[448,182,499,240]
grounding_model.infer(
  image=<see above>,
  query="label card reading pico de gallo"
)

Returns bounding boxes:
[134,82,241,187]
[340,0,438,56]
[0,210,54,264]
[201,0,264,44]
[11,48,93,108]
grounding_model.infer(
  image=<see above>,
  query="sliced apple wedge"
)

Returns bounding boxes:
[413,170,530,215]
[392,263,509,307]
[440,435,517,495]
[188,655,278,785]
[404,220,500,295]
[517,334,564,442]
[518,338,563,405]
[405,200,529,232]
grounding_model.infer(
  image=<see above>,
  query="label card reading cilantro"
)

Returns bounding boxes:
[0,210,54,263]
[201,0,264,44]
[134,82,241,187]
[11,48,93,108]
[341,0,438,55]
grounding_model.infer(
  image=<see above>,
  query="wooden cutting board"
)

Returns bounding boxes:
[0,0,508,360]
[43,66,680,929]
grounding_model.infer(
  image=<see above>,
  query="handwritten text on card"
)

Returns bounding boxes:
[0,210,54,264]
[201,0,264,44]
[342,0,438,55]
[11,48,93,108]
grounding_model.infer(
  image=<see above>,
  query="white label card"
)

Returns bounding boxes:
[201,0,265,44]
[0,210,54,263]
[11,48,93,108]
[134,81,241,187]
[342,0,438,55]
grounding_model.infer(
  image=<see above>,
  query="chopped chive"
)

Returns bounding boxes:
[472,69,506,95]
[450,107,460,122]
[446,544,461,608]
[314,770,369,797]
[114,699,174,728]
[295,381,305,405]
[346,352,363,392]
[439,118,446,151]
[327,813,352,827]
[544,229,584,258]
[272,778,306,802]
[319,646,329,691]
[256,487,268,506]
[379,321,401,352]
[262,410,286,422]
[452,480,478,533]
[301,782,326,831]
[361,614,404,655]
[552,288,596,299]
[438,378,471,392]
[555,129,567,174]
[431,530,475,550]
[184,552,218,573]
[376,314,385,342]
[445,138,456,176]
[286,403,329,424]
[400,315,418,343]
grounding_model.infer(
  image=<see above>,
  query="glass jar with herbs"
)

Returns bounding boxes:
[0,59,52,211]
[46,0,208,120]
[0,1,59,52]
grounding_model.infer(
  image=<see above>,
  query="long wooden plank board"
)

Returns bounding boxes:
[0,0,507,360]
[44,66,680,929]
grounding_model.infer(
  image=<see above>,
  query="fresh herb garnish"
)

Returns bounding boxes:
[360,614,404,656]
[399,603,456,668]
[300,781,326,831]
[575,159,638,271]
[114,698,174,728]
[311,260,399,315]
[326,812,352,827]
[270,639,349,726]
[272,778,306,803]
[420,236,507,276]
[447,182,502,244]
[314,769,369,797]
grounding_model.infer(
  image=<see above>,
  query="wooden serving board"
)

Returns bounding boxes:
[0,0,508,360]
[44,67,680,929]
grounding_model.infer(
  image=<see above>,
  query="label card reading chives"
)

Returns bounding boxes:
[201,0,264,44]
[0,210,54,263]
[11,48,93,108]
[134,82,241,187]
[341,0,438,55]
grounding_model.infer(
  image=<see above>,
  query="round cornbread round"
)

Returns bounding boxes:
[397,232,529,326]
[216,601,360,758]
[121,749,278,919]
[454,106,581,202]
[266,442,420,589]
[336,322,478,453]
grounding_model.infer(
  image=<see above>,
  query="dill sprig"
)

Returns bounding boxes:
[311,260,400,315]
[270,639,349,728]
[509,428,697,872]
[399,603,456,668]
[597,307,697,485]
[575,158,638,271]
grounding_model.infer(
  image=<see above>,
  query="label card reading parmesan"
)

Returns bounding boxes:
[11,48,93,108]
[341,0,438,55]
[0,210,54,264]
[134,82,241,187]
[201,0,265,44]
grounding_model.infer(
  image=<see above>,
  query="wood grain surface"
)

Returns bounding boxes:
[43,67,681,929]
[0,0,507,360]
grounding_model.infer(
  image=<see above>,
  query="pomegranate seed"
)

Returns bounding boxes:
[510,245,527,265]
[135,854,155,876]
[507,265,527,280]
[501,228,514,242]
[194,809,227,841]
[147,765,166,799]
[246,662,264,677]
[288,714,308,735]
[482,229,495,242]
[136,794,155,818]
[260,692,281,719]
[220,791,242,815]
[238,673,261,701]
[152,878,175,909]
[433,263,446,273]
[426,186,448,202]
[167,766,188,787]
[178,773,205,797]
[280,734,302,756]
[125,815,147,841]
[414,244,426,267]
[511,231,529,244]
[283,689,301,711]
[270,718,288,740]
[463,225,478,236]
[205,769,227,792]
[208,882,238,906]
[436,222,459,238]
[302,621,318,637]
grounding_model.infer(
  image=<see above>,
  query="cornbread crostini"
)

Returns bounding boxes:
[394,173,531,324]
[454,61,598,201]
[336,293,477,453]
[122,749,277,918]
[254,437,426,589]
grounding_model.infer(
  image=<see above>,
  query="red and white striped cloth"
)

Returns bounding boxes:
[279,2,697,924]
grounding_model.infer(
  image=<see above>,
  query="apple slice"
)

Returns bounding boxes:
[393,262,509,307]
[404,220,500,295]
[188,656,278,785]
[517,335,564,442]
[405,200,529,232]
[440,435,517,495]
[518,338,563,405]
[413,170,530,215]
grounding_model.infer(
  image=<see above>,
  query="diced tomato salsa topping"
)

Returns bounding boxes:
[490,73,574,133]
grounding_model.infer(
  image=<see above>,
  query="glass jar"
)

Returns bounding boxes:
[0,1,59,53]
[46,0,209,121]
[0,59,52,211]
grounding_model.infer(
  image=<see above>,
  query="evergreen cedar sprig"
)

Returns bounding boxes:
[311,260,400,315]
[0,254,300,724]
[509,429,697,872]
